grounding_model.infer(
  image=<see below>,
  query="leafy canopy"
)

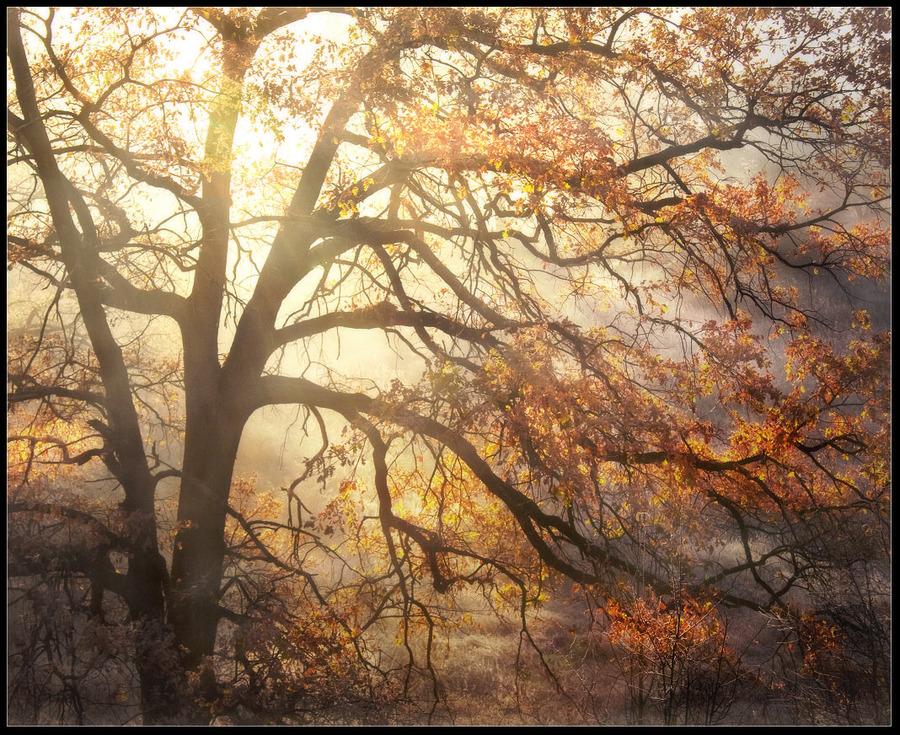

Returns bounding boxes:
[7,6,891,724]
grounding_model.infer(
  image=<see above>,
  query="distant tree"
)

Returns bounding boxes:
[7,7,890,724]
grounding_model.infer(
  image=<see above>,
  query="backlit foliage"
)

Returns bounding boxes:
[8,7,890,725]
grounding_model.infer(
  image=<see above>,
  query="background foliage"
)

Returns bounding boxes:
[7,7,890,724]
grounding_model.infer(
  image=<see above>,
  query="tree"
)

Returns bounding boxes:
[7,7,891,724]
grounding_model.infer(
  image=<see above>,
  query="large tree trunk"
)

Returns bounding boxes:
[168,391,250,719]
[163,30,252,696]
[168,470,230,671]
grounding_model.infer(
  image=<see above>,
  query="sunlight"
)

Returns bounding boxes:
[8,7,890,726]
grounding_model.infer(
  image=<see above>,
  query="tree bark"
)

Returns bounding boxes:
[169,413,246,666]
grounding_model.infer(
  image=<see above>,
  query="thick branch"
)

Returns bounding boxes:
[273,300,503,351]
